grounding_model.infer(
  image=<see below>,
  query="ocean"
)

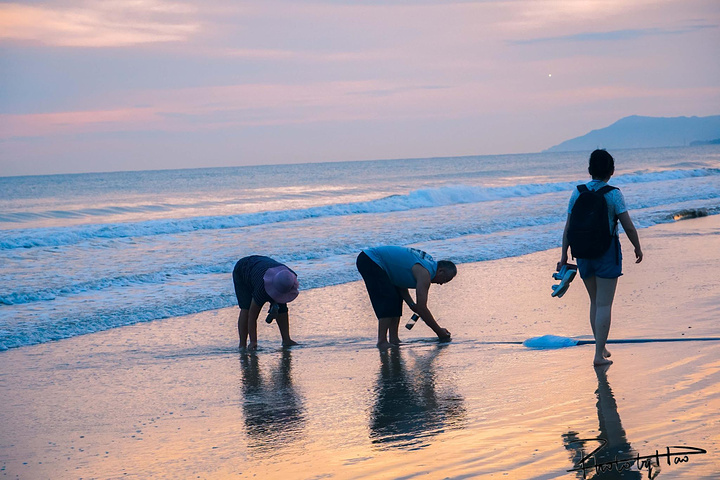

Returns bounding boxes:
[1,145,719,351]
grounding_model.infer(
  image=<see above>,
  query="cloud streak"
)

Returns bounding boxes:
[0,81,462,138]
[5,79,718,142]
[511,24,717,45]
[0,1,199,47]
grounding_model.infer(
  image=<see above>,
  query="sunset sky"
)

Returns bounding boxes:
[1,0,719,176]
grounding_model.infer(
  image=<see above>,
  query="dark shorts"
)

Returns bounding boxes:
[356,252,403,319]
[232,267,288,313]
[577,236,623,279]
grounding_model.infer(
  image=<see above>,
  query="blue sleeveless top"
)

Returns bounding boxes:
[363,246,438,288]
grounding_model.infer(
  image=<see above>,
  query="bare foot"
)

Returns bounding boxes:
[593,357,613,366]
[389,338,401,346]
[604,348,611,358]
[239,342,246,350]
[377,341,393,350]
[282,339,299,348]
[247,341,258,351]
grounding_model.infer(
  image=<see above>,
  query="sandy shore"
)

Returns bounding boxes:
[1,215,719,479]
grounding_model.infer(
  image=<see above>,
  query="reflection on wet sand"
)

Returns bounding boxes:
[564,365,643,479]
[239,350,305,451]
[370,345,466,449]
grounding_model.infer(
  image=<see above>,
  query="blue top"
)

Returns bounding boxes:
[363,246,438,288]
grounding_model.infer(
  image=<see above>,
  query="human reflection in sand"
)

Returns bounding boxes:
[369,345,466,449]
[239,350,305,451]
[563,365,643,479]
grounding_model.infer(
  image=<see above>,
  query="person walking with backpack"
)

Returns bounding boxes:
[559,149,643,366]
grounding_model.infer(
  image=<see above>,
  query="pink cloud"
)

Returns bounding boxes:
[3,80,719,141]
[0,1,199,47]
[1,108,161,137]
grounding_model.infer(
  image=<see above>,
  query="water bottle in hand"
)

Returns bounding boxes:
[405,313,420,330]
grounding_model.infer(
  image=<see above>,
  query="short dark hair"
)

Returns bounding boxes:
[588,149,615,179]
[437,260,457,276]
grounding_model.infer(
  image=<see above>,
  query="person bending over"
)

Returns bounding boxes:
[356,246,457,349]
[559,150,643,366]
[232,255,299,350]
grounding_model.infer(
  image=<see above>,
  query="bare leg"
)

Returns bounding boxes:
[377,317,398,349]
[593,277,617,364]
[582,276,612,360]
[275,311,298,347]
[583,276,617,365]
[583,277,611,358]
[238,309,249,349]
[248,312,258,351]
[389,317,401,345]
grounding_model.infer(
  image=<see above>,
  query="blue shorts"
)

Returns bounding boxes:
[577,237,623,279]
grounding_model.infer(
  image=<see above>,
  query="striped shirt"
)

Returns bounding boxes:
[233,255,295,307]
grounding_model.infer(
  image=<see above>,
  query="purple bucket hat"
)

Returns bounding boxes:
[263,266,299,304]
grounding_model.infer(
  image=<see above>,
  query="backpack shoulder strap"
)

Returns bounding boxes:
[597,185,617,195]
[577,184,589,193]
[597,185,620,234]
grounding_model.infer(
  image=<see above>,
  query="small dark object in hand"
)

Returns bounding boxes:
[265,303,279,323]
[405,313,420,330]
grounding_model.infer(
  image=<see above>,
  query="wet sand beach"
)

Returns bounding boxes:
[1,215,719,479]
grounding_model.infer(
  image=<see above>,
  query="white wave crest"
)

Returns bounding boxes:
[2,168,717,250]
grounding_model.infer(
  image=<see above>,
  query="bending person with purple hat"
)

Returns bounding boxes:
[232,255,300,350]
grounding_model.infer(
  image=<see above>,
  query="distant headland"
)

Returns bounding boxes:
[545,115,720,152]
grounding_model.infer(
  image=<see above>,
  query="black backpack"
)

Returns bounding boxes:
[567,184,617,259]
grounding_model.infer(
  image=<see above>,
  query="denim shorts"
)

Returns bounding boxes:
[577,237,623,279]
